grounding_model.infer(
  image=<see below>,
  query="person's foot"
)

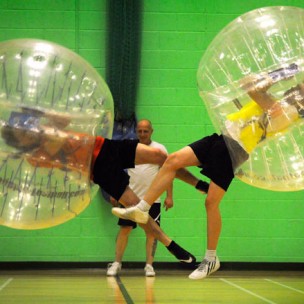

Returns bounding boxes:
[106,262,122,276]
[188,257,220,279]
[144,264,155,277]
[167,241,196,265]
[112,206,149,224]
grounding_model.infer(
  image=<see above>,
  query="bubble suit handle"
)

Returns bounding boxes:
[197,6,304,191]
[0,39,114,229]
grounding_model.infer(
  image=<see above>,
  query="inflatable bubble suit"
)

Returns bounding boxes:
[197,6,304,191]
[0,39,114,229]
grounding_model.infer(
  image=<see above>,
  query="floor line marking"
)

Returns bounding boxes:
[265,278,304,294]
[220,278,277,304]
[0,278,13,292]
[116,275,134,304]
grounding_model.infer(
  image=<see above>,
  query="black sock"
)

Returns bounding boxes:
[166,241,196,264]
[195,180,209,192]
[166,240,177,252]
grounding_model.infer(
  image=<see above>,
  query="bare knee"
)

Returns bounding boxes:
[162,153,183,171]
[204,183,225,213]
[204,196,222,214]
[154,148,167,166]
[140,219,162,241]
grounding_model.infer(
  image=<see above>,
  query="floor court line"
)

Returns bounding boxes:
[264,278,304,294]
[0,278,13,292]
[220,278,277,304]
[116,275,134,304]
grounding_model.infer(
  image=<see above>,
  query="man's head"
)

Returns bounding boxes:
[1,125,41,152]
[136,119,153,145]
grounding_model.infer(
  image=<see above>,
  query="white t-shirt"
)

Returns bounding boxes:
[127,141,167,203]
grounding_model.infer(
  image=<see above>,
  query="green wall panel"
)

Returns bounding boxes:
[0,0,303,264]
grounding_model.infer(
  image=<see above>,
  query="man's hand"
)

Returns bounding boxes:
[163,197,173,211]
[240,73,273,93]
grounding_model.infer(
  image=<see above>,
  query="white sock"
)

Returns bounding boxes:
[205,249,216,261]
[137,200,151,212]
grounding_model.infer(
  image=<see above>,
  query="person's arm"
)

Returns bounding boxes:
[240,72,299,133]
[176,168,199,186]
[44,112,71,129]
[21,106,71,129]
[240,73,276,111]
[241,63,300,112]
[163,181,173,211]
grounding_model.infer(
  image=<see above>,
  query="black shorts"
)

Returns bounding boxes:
[188,133,235,191]
[92,139,139,200]
[118,203,161,229]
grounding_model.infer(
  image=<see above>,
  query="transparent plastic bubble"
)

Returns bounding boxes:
[197,6,304,191]
[0,39,114,229]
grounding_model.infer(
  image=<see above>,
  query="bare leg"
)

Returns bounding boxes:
[114,226,132,263]
[241,73,276,110]
[204,181,226,250]
[112,147,204,223]
[117,186,196,263]
[134,143,167,166]
[143,146,201,205]
[118,186,140,207]
[120,144,204,208]
[139,159,225,250]
[176,167,200,187]
[144,232,157,276]
[145,231,157,266]
[188,182,225,280]
[243,74,299,133]
[113,146,226,267]
[118,186,171,246]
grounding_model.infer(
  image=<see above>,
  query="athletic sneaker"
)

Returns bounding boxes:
[112,206,149,224]
[107,262,122,276]
[144,264,155,277]
[189,257,220,279]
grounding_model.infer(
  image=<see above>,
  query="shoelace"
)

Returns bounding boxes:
[197,259,217,275]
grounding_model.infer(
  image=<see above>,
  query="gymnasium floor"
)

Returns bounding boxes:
[0,269,303,304]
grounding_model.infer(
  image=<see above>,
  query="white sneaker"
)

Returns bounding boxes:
[112,206,149,224]
[144,264,155,277]
[189,257,220,280]
[107,262,121,276]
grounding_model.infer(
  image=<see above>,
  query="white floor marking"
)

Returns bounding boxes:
[265,278,304,295]
[220,278,277,304]
[0,278,13,291]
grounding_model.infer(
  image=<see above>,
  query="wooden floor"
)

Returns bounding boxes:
[0,269,303,303]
